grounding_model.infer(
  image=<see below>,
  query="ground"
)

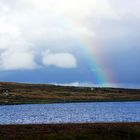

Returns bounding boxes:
[0,123,140,140]
[0,82,140,105]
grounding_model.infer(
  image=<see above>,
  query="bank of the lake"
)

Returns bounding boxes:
[0,123,140,140]
[0,82,140,105]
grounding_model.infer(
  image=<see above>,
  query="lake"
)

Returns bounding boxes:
[0,102,140,124]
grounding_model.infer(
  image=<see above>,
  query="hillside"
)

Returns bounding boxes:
[0,82,140,105]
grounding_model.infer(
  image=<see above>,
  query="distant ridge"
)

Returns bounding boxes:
[0,81,140,105]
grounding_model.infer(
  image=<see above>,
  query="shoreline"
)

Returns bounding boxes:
[0,100,140,106]
[0,82,140,105]
[0,122,140,126]
[0,123,140,140]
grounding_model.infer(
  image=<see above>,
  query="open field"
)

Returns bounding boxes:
[0,82,140,105]
[0,123,140,140]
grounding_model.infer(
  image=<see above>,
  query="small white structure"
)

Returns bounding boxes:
[90,88,94,91]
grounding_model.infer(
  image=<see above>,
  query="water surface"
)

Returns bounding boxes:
[0,102,140,124]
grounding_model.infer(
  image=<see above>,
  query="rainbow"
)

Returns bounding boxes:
[66,21,115,86]
[81,43,114,85]
[81,45,107,84]
[59,16,115,86]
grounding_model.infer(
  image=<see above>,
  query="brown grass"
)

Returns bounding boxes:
[0,123,140,140]
[0,82,140,104]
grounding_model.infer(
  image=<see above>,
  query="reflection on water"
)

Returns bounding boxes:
[0,102,140,124]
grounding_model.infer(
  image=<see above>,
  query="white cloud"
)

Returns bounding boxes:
[59,82,89,87]
[0,0,115,49]
[53,82,118,88]
[0,0,140,70]
[0,50,37,70]
[42,50,77,68]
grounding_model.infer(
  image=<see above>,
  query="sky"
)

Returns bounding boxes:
[0,0,140,88]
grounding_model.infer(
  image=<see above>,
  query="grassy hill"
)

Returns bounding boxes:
[0,82,140,105]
